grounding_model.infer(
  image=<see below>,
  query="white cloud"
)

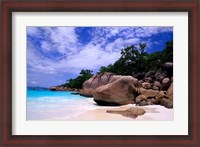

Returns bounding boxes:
[27,26,173,77]
[41,41,52,51]
[28,27,79,54]
[65,43,120,70]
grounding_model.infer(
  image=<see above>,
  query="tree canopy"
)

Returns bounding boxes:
[98,40,173,75]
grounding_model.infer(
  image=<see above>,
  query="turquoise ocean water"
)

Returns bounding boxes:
[27,89,83,99]
[27,89,96,120]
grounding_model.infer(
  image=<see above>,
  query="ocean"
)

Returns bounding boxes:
[27,89,96,120]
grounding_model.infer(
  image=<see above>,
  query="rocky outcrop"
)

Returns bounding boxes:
[131,62,173,108]
[49,86,57,91]
[93,76,138,105]
[135,88,173,108]
[80,72,115,97]
[80,62,173,108]
[154,62,173,82]
[49,86,79,92]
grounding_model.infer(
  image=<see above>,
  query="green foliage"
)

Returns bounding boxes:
[61,69,93,89]
[98,43,148,75]
[98,64,115,74]
[145,52,162,71]
[161,41,173,63]
[98,41,173,75]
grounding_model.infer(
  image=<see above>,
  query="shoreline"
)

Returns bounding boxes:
[28,97,173,121]
[27,89,173,121]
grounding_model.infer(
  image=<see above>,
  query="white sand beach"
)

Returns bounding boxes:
[71,99,174,121]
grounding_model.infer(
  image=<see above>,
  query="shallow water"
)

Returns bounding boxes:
[27,89,97,120]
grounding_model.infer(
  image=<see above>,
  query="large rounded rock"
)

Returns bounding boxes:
[161,77,171,90]
[139,100,148,106]
[160,98,173,109]
[93,76,138,105]
[154,81,161,89]
[162,78,170,85]
[141,82,151,89]
[81,72,115,97]
[108,75,123,83]
[135,94,147,105]
[138,88,159,98]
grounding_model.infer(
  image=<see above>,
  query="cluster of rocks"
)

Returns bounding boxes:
[135,84,173,108]
[81,62,173,109]
[49,86,80,92]
[133,62,173,108]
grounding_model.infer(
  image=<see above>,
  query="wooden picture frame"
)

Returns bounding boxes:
[1,0,199,146]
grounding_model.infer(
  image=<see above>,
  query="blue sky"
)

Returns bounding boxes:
[27,27,173,87]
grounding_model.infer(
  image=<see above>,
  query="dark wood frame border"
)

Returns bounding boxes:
[1,0,199,146]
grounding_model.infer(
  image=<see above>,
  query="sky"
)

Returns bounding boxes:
[27,26,173,87]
